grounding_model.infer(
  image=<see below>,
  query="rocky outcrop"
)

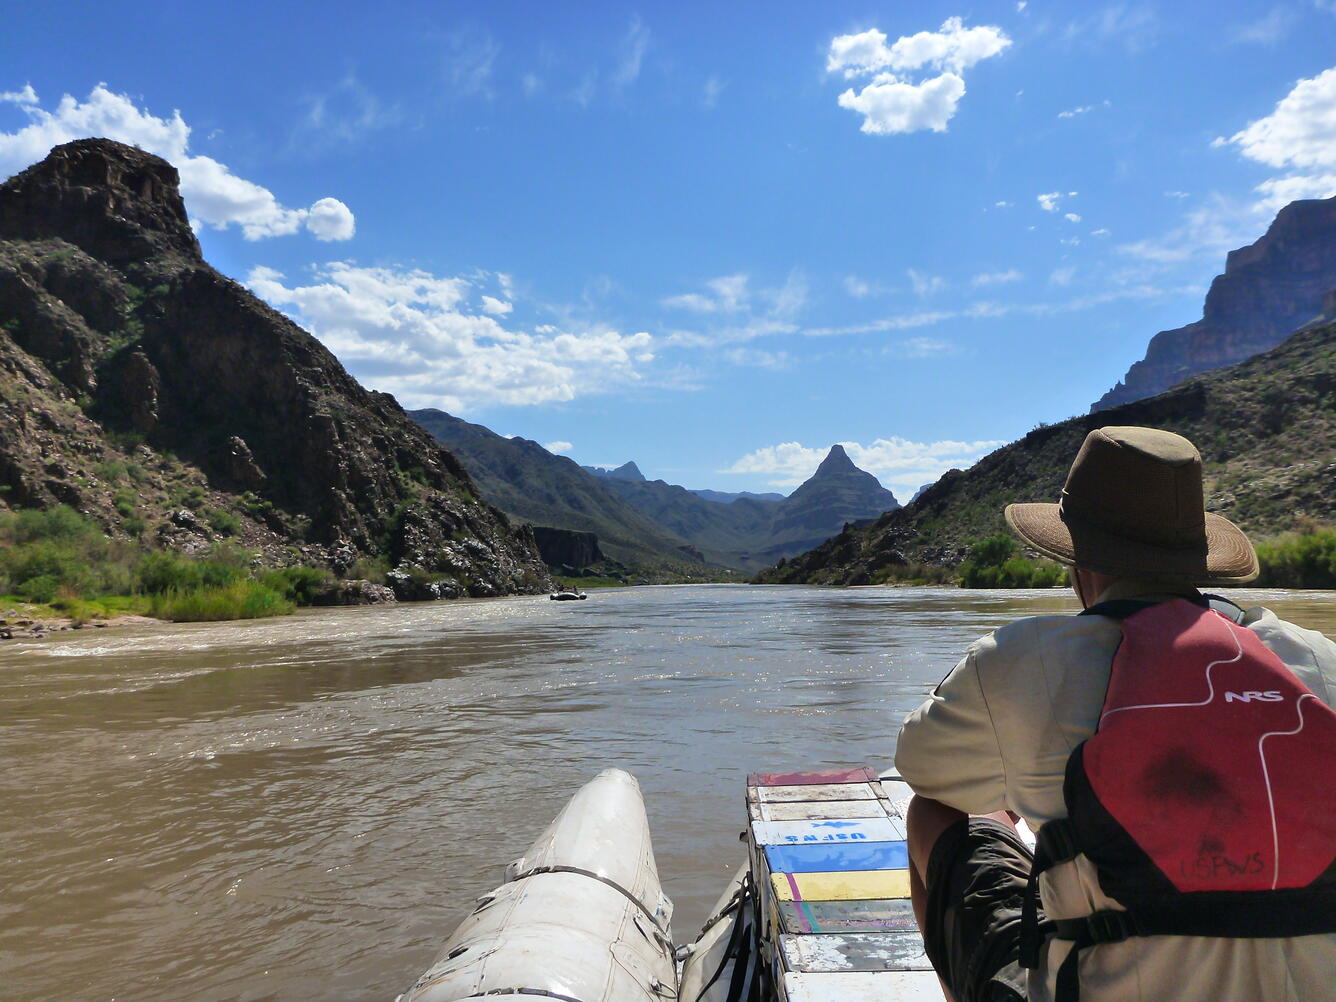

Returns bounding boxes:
[0,139,549,597]
[1094,196,1336,411]
[584,461,646,481]
[531,526,604,569]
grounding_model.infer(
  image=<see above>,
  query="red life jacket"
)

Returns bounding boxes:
[1020,597,1336,1001]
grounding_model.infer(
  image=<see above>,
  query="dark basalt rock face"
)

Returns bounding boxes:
[0,139,549,596]
[1094,197,1336,411]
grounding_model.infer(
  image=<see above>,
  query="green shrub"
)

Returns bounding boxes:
[147,581,294,622]
[205,508,241,536]
[260,565,333,604]
[1254,527,1336,588]
[959,534,1068,589]
[17,574,60,603]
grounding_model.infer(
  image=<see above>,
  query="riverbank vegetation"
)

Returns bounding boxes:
[1253,523,1336,589]
[958,534,1068,589]
[0,506,330,623]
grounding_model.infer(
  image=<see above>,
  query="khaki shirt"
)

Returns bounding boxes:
[895,582,1336,1002]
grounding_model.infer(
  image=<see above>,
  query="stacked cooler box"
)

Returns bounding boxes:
[745,767,941,1001]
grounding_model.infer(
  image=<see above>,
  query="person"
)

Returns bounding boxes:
[894,425,1336,1002]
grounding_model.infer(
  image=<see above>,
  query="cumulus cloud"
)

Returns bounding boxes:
[0,84,355,241]
[544,441,573,454]
[246,262,655,412]
[827,18,1010,135]
[1064,212,1082,223]
[724,437,1006,496]
[480,295,514,315]
[1037,190,1077,212]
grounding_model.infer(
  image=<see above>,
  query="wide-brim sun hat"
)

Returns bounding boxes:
[1004,426,1258,584]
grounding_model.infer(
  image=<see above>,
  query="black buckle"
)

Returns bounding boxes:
[1085,909,1136,944]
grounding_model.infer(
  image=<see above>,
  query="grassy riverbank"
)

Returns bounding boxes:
[0,506,329,624]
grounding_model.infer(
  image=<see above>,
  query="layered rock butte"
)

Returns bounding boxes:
[0,139,549,598]
[1094,196,1336,411]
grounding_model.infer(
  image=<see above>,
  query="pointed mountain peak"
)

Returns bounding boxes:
[583,460,647,482]
[815,444,857,476]
[611,461,646,481]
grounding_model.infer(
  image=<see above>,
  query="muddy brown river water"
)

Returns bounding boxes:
[2,584,1333,1001]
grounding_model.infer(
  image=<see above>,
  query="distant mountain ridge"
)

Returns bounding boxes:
[761,317,1336,585]
[408,409,704,575]
[411,413,902,573]
[583,461,646,482]
[1094,196,1336,411]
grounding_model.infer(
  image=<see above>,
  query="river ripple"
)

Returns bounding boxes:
[2,584,1332,1001]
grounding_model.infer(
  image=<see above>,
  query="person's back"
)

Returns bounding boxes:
[893,427,1336,1002]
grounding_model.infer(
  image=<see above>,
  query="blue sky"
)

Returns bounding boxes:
[4,2,1336,499]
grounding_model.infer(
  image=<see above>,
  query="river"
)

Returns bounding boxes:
[2,584,1333,1001]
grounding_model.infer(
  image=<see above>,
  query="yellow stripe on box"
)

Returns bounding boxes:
[771,868,912,902]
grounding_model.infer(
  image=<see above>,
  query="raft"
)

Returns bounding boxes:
[401,766,940,1001]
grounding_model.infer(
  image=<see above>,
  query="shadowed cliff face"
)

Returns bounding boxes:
[0,139,549,596]
[1094,197,1336,412]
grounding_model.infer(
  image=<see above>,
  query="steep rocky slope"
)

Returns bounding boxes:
[1094,196,1336,410]
[764,445,899,556]
[409,408,707,574]
[0,139,549,597]
[763,319,1336,584]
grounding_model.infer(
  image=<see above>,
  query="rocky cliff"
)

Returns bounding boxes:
[762,319,1336,585]
[1094,197,1336,411]
[0,139,549,597]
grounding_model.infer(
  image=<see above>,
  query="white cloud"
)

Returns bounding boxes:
[1253,172,1336,211]
[1230,7,1296,45]
[1064,212,1082,223]
[0,84,355,241]
[971,269,1023,286]
[544,441,573,455]
[837,74,966,135]
[480,295,514,316]
[802,283,1198,337]
[703,75,724,109]
[1220,67,1336,171]
[724,437,1006,497]
[1164,190,1190,198]
[908,268,947,296]
[888,336,959,357]
[1037,190,1077,212]
[305,197,356,241]
[1092,227,1111,236]
[297,75,400,148]
[1118,195,1261,263]
[827,18,1010,135]
[1050,266,1076,285]
[994,200,1013,208]
[444,30,499,97]
[661,273,750,313]
[1058,105,1093,119]
[1017,1,1028,10]
[845,275,873,298]
[613,17,651,89]
[663,271,807,348]
[724,347,792,369]
[246,262,655,412]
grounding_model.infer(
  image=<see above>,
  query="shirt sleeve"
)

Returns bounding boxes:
[893,642,1008,814]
